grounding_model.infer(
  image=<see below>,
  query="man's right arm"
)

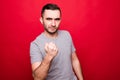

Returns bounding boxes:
[32,54,53,80]
[31,42,58,80]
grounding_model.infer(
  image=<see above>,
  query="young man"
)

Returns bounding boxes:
[30,3,83,80]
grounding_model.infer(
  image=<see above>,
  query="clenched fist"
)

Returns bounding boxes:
[45,42,58,59]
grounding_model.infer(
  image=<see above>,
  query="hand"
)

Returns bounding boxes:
[45,42,58,59]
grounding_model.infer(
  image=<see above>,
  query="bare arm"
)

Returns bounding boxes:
[72,52,84,80]
[32,42,58,80]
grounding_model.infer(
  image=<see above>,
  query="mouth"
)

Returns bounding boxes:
[45,26,58,34]
[48,26,56,31]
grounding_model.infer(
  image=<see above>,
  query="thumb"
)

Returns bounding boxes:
[45,43,49,50]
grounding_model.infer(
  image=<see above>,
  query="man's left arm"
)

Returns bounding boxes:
[72,52,84,80]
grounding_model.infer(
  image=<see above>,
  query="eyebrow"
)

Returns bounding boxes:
[55,18,61,20]
[46,17,61,20]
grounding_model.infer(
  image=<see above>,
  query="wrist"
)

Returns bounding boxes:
[45,54,54,62]
[42,56,52,65]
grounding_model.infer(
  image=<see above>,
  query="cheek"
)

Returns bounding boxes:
[57,22,61,26]
[43,21,51,27]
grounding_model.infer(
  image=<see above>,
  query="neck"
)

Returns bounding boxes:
[44,31,58,39]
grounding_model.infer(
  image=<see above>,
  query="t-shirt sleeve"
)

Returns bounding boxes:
[30,42,42,64]
[71,39,76,53]
[66,31,76,53]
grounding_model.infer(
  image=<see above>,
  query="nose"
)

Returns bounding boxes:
[51,20,56,26]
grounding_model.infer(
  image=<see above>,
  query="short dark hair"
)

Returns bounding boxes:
[41,3,61,17]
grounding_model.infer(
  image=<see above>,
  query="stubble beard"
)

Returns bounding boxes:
[44,26,59,35]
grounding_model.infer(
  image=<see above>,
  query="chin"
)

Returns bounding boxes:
[48,30,58,34]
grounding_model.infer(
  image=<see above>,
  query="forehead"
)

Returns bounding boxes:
[43,10,61,18]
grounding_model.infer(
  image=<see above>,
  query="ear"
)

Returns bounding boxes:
[40,17,43,24]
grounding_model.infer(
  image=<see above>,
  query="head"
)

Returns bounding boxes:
[40,3,61,34]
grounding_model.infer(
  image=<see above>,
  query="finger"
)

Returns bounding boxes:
[49,42,55,46]
[48,44,53,49]
[51,42,57,48]
[45,43,49,50]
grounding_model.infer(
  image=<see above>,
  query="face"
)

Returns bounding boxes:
[40,10,61,34]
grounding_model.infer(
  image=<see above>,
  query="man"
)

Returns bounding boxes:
[30,3,83,80]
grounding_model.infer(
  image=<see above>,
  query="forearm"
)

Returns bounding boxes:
[33,55,53,80]
[73,60,83,80]
[72,53,83,80]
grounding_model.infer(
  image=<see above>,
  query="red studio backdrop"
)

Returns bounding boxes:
[0,0,120,80]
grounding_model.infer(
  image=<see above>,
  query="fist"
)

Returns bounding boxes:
[45,42,58,58]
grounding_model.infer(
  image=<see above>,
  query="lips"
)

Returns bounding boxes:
[50,26,56,28]
[48,26,56,30]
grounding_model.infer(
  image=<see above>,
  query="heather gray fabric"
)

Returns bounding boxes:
[30,30,77,80]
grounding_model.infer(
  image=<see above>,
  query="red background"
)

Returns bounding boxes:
[1,0,120,80]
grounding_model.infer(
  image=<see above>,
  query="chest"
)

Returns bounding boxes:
[38,37,72,60]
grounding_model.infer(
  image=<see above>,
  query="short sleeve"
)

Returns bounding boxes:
[66,31,76,53]
[30,42,42,64]
[71,40,76,53]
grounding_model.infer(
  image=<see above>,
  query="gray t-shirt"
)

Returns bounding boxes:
[30,30,77,80]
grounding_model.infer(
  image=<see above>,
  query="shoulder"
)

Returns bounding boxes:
[30,33,44,45]
[58,30,71,36]
[58,30,72,40]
